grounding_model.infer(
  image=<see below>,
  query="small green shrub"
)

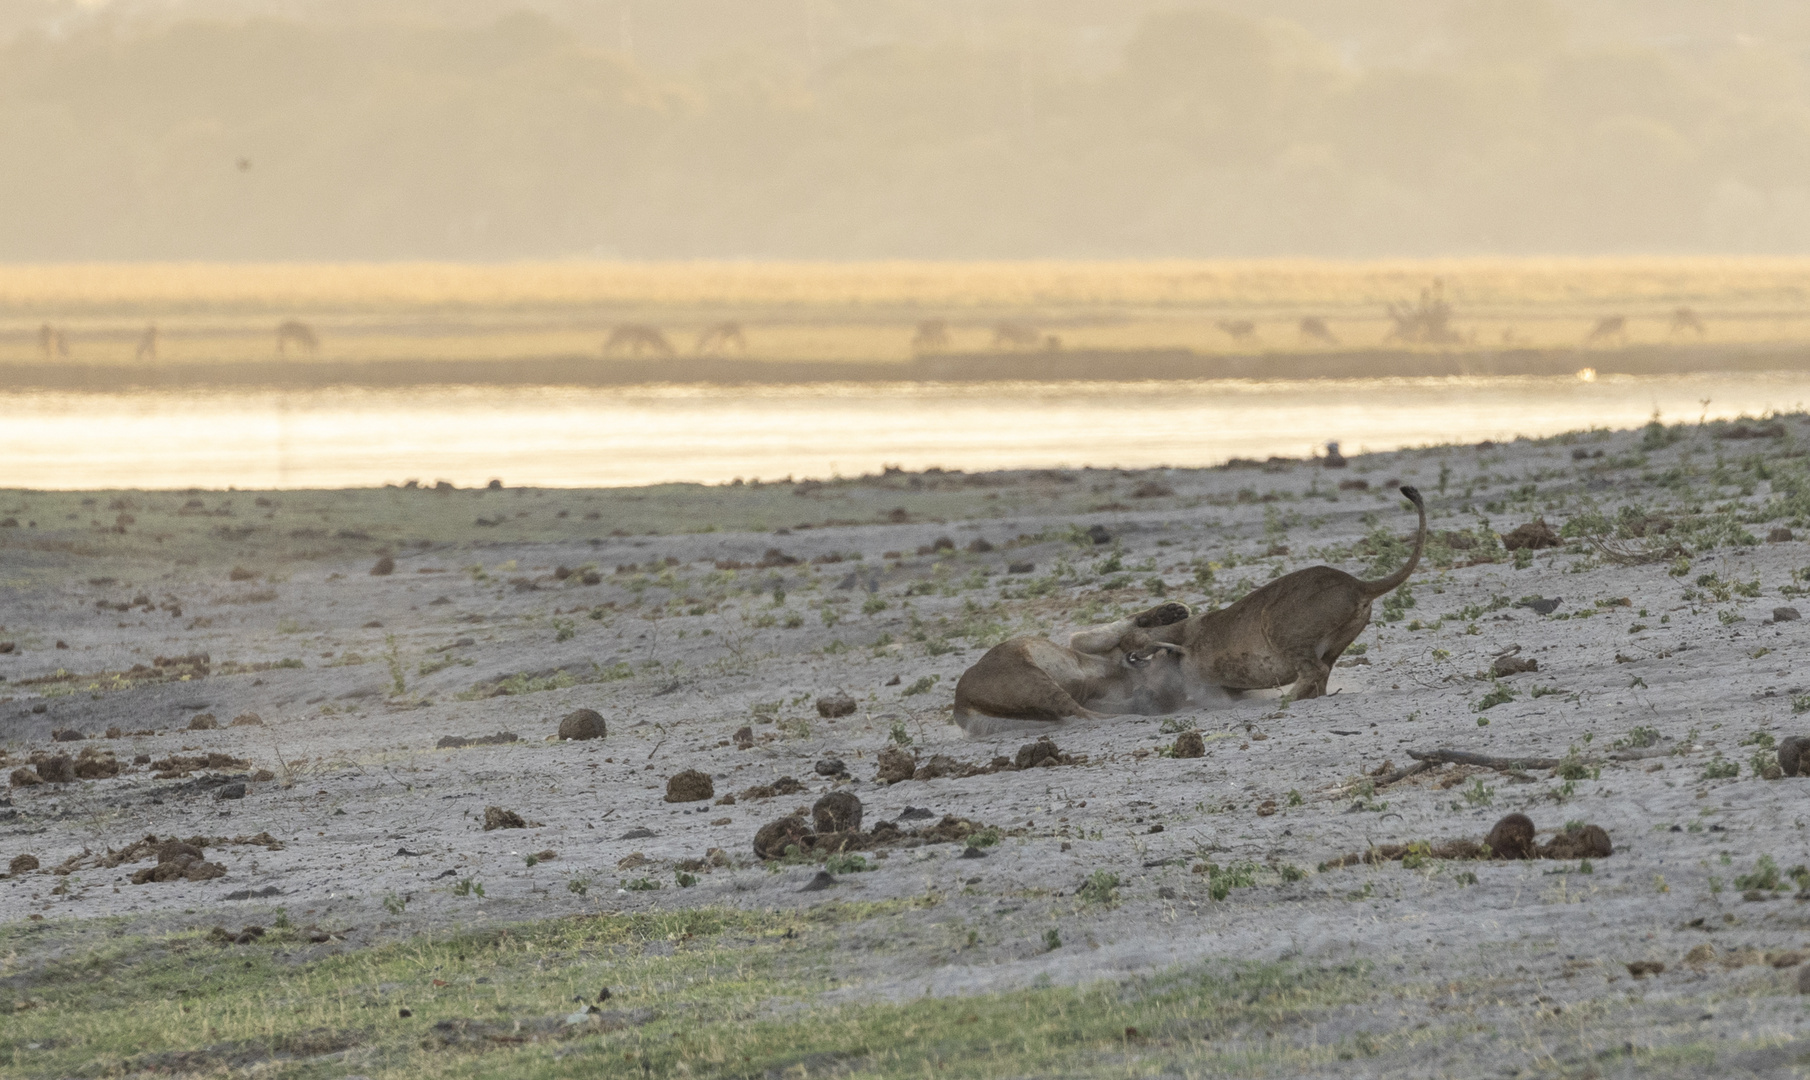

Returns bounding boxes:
[901,675,941,696]
[1734,855,1785,892]
[1475,682,1515,711]
[1077,870,1121,905]
[1701,756,1739,780]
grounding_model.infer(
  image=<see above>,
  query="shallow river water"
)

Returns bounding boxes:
[4,373,1808,489]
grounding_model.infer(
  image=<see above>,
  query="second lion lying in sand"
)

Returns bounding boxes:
[951,602,1196,736]
[952,486,1427,735]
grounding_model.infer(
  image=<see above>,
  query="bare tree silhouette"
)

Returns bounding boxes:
[1584,315,1627,345]
[1216,319,1257,343]
[992,322,1041,349]
[276,319,319,356]
[1670,307,1706,336]
[1298,316,1337,345]
[134,324,158,362]
[604,324,673,356]
[694,321,746,354]
[912,320,951,352]
[1383,280,1463,345]
[37,323,68,358]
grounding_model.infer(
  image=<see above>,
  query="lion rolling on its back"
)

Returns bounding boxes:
[952,602,1194,736]
[950,487,1427,733]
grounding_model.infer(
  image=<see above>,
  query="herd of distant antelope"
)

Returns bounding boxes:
[19,305,1716,362]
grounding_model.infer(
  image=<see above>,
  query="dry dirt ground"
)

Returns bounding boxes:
[6,417,1810,1075]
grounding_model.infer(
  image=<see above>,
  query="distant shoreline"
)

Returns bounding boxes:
[7,343,1810,391]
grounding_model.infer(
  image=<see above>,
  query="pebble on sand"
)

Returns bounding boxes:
[664,769,714,803]
[557,708,607,741]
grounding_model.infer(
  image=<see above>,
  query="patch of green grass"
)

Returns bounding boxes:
[1,906,1403,1080]
[1701,756,1740,780]
[1475,681,1515,711]
[900,674,941,697]
[1734,855,1786,892]
[1077,869,1121,905]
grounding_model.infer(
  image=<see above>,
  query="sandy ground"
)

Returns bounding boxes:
[6,418,1810,1074]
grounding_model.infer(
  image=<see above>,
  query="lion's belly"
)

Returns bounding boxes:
[1203,648,1295,690]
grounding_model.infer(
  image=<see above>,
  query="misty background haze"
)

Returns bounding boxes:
[6,0,1810,260]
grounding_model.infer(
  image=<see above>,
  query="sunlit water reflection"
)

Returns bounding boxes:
[4,374,1809,489]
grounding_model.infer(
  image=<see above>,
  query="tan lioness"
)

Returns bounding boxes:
[1131,486,1425,699]
[952,602,1192,736]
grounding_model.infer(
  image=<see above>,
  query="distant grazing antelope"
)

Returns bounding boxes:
[695,321,746,354]
[604,324,673,356]
[992,323,1041,349]
[1216,319,1257,343]
[1298,317,1337,345]
[134,324,158,361]
[276,319,319,356]
[37,323,68,358]
[1584,316,1626,346]
[912,320,951,352]
[1384,280,1463,345]
[1670,307,1705,336]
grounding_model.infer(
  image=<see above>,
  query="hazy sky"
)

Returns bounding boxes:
[5,1,1810,259]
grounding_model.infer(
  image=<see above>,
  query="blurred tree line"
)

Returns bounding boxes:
[3,0,1810,258]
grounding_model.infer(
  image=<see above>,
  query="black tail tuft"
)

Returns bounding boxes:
[1399,485,1423,505]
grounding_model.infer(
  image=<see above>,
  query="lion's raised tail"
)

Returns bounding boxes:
[1358,485,1427,599]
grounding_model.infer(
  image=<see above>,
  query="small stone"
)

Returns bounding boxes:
[482,806,527,831]
[1172,731,1205,758]
[1501,519,1561,551]
[229,713,264,727]
[1086,525,1112,545]
[1539,823,1612,859]
[664,769,714,803]
[1797,966,1810,995]
[875,746,916,784]
[557,708,607,741]
[370,556,396,576]
[104,726,122,739]
[815,693,858,718]
[753,815,814,860]
[619,827,655,840]
[1775,607,1802,622]
[800,870,836,892]
[1626,960,1665,978]
[1490,655,1538,677]
[1008,561,1035,574]
[9,854,39,875]
[812,791,863,833]
[35,755,75,784]
[188,714,218,731]
[215,782,247,801]
[1014,737,1062,770]
[814,757,848,778]
[1770,527,1795,543]
[1483,813,1536,859]
[51,728,84,742]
